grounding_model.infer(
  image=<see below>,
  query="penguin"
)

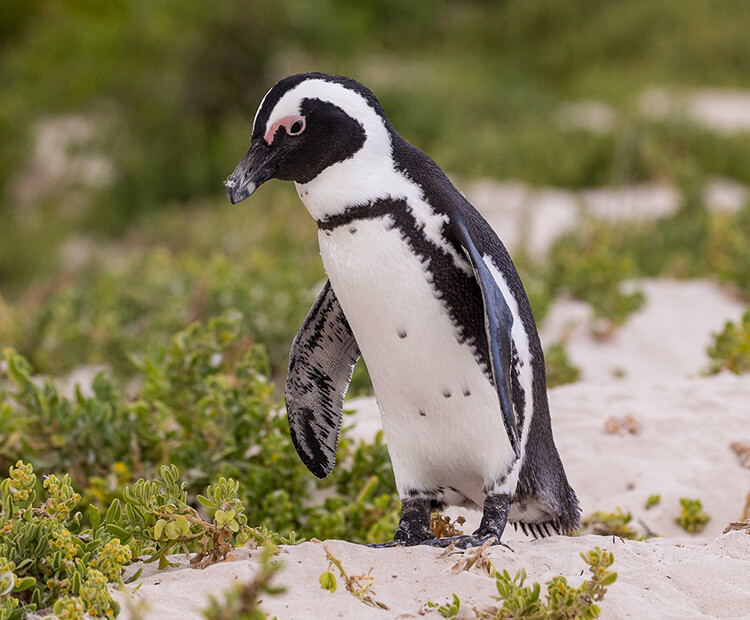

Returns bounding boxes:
[224,72,580,547]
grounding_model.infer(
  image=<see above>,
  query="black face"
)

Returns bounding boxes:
[272,99,366,184]
[225,73,384,204]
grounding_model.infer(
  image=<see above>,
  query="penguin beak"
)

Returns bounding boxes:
[224,140,284,204]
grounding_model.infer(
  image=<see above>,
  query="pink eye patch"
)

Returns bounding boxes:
[265,115,306,144]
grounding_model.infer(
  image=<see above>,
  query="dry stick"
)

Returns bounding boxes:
[323,545,389,610]
[451,537,497,574]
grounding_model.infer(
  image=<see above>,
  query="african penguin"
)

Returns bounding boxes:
[224,72,580,547]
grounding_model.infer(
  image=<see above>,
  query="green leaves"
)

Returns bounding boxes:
[319,570,337,593]
[707,310,750,375]
[580,508,639,540]
[0,460,267,616]
[0,462,127,618]
[426,593,461,618]
[491,547,617,619]
[675,498,711,533]
[435,547,617,619]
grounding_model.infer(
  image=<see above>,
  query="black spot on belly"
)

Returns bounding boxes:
[418,409,426,417]
[349,226,357,234]
[443,390,452,399]
[397,329,408,339]
[463,389,472,397]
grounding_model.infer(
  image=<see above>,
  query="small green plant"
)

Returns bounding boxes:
[645,494,661,510]
[675,498,710,533]
[110,464,254,570]
[0,460,264,619]
[203,542,284,620]
[319,546,388,610]
[434,547,616,619]
[493,548,616,619]
[426,593,461,619]
[706,310,750,375]
[0,461,128,619]
[580,508,639,539]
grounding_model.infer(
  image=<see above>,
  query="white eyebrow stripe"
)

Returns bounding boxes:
[252,87,271,130]
[262,79,378,140]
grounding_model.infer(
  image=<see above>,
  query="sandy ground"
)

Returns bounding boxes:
[540,279,747,383]
[115,371,750,619]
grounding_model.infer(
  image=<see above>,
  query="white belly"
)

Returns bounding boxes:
[318,216,516,506]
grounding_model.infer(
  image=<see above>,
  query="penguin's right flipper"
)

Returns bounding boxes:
[452,215,520,457]
[286,280,361,479]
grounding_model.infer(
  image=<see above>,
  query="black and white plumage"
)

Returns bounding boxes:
[225,73,580,547]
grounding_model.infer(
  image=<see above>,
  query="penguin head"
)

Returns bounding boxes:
[225,73,392,204]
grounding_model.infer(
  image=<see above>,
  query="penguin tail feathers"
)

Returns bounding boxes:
[512,486,581,539]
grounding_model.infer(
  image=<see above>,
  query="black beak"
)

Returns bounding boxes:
[223,140,284,204]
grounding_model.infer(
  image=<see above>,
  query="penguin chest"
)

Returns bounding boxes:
[317,216,515,506]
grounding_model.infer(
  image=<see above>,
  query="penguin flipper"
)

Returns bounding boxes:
[452,216,520,456]
[286,279,361,478]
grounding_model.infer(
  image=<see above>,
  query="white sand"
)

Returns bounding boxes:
[115,370,750,619]
[541,279,747,383]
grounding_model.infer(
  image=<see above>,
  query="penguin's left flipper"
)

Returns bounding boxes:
[286,280,361,479]
[452,215,520,456]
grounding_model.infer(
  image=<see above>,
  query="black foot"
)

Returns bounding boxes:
[368,493,511,549]
[367,540,404,549]
[368,497,434,548]
[421,533,501,549]
[473,493,511,540]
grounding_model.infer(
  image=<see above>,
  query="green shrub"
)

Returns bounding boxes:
[431,547,617,620]
[544,343,581,388]
[0,459,270,619]
[0,461,125,619]
[1,311,398,544]
[675,498,710,534]
[547,222,645,326]
[2,241,320,382]
[580,508,639,540]
[706,310,750,375]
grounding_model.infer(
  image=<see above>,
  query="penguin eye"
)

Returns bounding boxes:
[287,118,305,136]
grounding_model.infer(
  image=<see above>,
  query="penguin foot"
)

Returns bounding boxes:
[368,497,435,548]
[367,540,404,549]
[367,532,436,548]
[420,533,503,549]
[419,493,513,549]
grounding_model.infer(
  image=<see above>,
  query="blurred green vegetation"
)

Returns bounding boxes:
[1,1,750,565]
[1,0,749,385]
[3,0,750,290]
[707,310,750,375]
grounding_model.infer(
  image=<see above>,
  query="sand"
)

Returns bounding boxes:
[116,532,750,619]
[114,368,750,619]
